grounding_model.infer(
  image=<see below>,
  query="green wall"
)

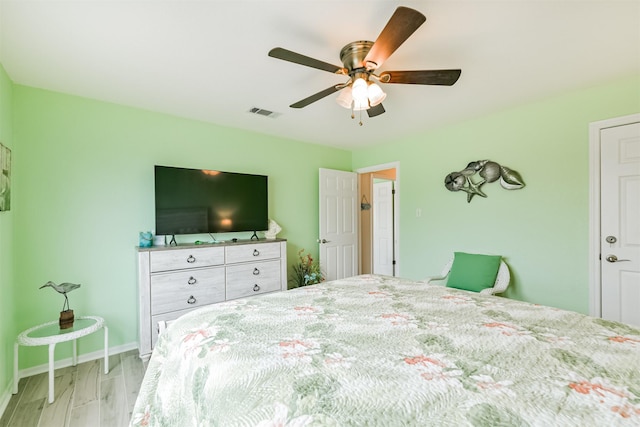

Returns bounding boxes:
[11,85,352,368]
[3,71,639,378]
[352,74,640,314]
[0,65,15,400]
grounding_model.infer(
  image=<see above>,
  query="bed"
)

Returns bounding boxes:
[131,274,640,426]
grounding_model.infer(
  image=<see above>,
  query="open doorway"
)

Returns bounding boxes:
[356,162,399,276]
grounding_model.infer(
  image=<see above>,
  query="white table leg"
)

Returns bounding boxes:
[72,339,77,366]
[48,343,56,403]
[13,342,18,394]
[104,325,109,374]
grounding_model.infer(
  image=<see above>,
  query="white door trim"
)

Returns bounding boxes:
[356,161,400,276]
[588,113,640,318]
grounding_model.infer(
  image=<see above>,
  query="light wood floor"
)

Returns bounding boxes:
[0,350,146,427]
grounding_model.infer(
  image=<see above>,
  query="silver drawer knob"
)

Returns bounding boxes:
[253,249,260,256]
[187,255,196,263]
[187,295,196,304]
[253,268,260,275]
[253,284,260,292]
[187,276,196,285]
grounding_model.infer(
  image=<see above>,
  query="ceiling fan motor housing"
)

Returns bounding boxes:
[340,41,374,74]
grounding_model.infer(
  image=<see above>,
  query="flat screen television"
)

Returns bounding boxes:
[154,165,268,235]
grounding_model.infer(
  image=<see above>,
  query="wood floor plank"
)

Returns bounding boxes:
[121,351,145,414]
[100,377,129,427]
[53,365,77,378]
[0,377,28,427]
[39,371,75,427]
[2,350,147,427]
[20,373,48,403]
[6,398,44,427]
[73,359,100,407]
[69,402,99,427]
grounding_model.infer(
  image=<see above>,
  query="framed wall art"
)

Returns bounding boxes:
[0,142,11,211]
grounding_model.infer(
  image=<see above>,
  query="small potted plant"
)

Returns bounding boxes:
[39,281,81,329]
[290,249,324,288]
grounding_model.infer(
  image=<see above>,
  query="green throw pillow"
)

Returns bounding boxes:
[446,252,502,292]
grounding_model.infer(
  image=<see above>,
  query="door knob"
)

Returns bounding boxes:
[606,254,631,263]
[317,239,329,244]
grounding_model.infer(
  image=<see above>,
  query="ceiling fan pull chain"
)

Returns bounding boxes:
[359,109,363,126]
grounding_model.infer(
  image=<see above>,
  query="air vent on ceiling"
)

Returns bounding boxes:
[248,107,281,118]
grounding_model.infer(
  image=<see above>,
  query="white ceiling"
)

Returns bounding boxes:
[1,1,638,149]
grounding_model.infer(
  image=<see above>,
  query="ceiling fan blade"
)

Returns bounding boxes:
[363,7,426,70]
[367,103,386,117]
[290,85,342,108]
[269,47,346,74]
[379,69,462,86]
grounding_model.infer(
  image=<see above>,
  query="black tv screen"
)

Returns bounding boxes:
[154,166,268,235]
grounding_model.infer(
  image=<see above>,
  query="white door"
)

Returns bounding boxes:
[600,122,640,327]
[373,180,394,275]
[319,168,358,281]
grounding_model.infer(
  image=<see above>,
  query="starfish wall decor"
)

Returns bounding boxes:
[444,160,525,203]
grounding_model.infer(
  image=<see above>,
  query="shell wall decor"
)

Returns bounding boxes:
[445,160,525,203]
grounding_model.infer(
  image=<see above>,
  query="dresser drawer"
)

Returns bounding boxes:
[151,267,225,314]
[225,242,281,264]
[150,247,224,272]
[226,260,281,300]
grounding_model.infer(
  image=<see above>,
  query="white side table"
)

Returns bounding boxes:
[13,315,109,403]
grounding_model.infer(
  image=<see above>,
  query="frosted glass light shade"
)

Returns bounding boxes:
[367,83,387,106]
[336,87,353,109]
[351,78,368,104]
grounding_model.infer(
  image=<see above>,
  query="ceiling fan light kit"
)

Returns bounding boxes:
[335,86,354,109]
[268,6,461,125]
[351,78,369,104]
[367,83,387,106]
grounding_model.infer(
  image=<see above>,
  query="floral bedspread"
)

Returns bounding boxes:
[131,275,640,426]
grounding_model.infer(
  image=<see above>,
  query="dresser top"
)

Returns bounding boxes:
[137,238,287,252]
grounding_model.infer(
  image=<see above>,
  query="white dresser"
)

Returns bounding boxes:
[137,239,287,360]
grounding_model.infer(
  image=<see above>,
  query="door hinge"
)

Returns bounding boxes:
[392,189,396,195]
[392,260,396,265]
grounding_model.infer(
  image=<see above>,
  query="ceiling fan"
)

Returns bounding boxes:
[268,6,461,124]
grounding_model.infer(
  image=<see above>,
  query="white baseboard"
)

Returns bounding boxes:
[0,341,139,418]
[0,381,12,422]
[18,341,139,379]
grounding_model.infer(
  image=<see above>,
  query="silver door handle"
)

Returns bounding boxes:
[606,255,631,263]
[317,239,329,244]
